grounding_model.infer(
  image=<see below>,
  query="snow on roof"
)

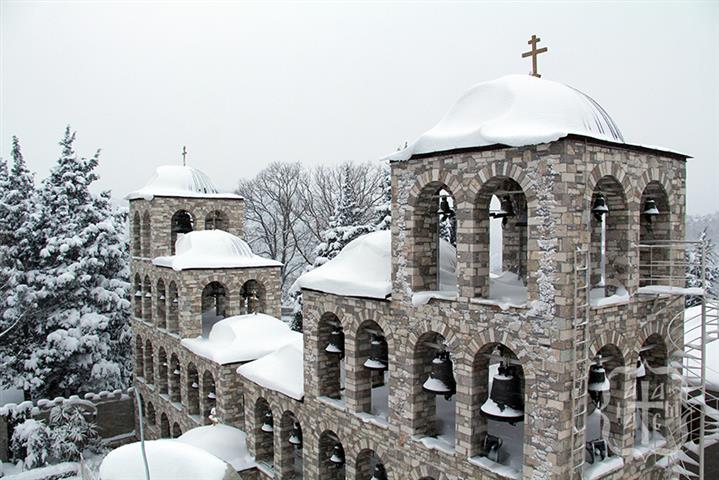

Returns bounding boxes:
[387,74,635,161]
[294,230,456,299]
[178,425,256,472]
[237,337,304,400]
[153,230,282,271]
[98,439,239,480]
[685,305,719,391]
[181,313,301,365]
[126,165,242,201]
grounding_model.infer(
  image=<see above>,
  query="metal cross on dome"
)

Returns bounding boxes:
[181,145,188,166]
[522,34,548,78]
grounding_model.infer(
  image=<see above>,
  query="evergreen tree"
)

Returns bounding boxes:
[373,164,392,231]
[313,165,374,267]
[686,228,719,307]
[1,127,131,398]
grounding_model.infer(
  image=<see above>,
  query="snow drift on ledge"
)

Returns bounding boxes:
[237,337,304,400]
[181,313,301,365]
[153,230,282,271]
[126,165,241,200]
[386,74,626,161]
[178,424,256,472]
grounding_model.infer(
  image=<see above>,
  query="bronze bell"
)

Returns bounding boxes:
[370,463,387,480]
[480,362,524,424]
[592,194,609,221]
[422,350,457,400]
[288,421,302,448]
[325,328,345,358]
[363,335,388,371]
[588,363,610,408]
[329,443,345,467]
[261,411,274,433]
[643,198,660,222]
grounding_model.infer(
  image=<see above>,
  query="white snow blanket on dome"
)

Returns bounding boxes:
[181,313,301,364]
[99,439,239,480]
[153,230,282,271]
[126,165,241,200]
[387,74,626,161]
[237,337,304,400]
[178,424,256,472]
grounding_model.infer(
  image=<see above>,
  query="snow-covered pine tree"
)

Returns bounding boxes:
[686,228,719,307]
[3,127,132,398]
[312,165,374,267]
[373,164,391,231]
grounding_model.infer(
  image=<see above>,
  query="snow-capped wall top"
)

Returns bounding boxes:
[126,165,241,200]
[387,74,626,161]
[237,337,304,400]
[153,230,282,271]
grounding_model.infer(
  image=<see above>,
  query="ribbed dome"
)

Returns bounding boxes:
[388,75,625,161]
[126,165,241,200]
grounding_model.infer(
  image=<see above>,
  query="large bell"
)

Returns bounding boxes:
[437,195,454,220]
[422,350,457,400]
[370,464,387,480]
[325,328,345,357]
[288,421,302,448]
[261,411,274,433]
[174,211,194,234]
[643,198,660,222]
[592,194,609,221]
[480,363,524,424]
[329,443,345,467]
[588,363,611,408]
[363,335,388,371]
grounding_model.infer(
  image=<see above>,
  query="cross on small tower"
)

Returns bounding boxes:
[181,145,187,166]
[522,34,548,78]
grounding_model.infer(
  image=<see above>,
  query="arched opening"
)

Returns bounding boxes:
[133,274,142,318]
[172,422,182,438]
[142,211,151,257]
[135,336,144,378]
[171,210,194,255]
[169,354,181,404]
[201,281,227,337]
[144,340,154,385]
[639,182,672,287]
[146,402,156,426]
[635,335,668,451]
[355,320,389,420]
[355,449,386,480]
[584,344,626,476]
[167,281,179,334]
[255,398,275,470]
[471,343,525,475]
[187,363,200,416]
[590,177,629,305]
[318,430,345,480]
[142,276,152,323]
[160,413,170,438]
[156,279,166,329]
[409,183,458,294]
[202,371,216,424]
[318,313,345,403]
[412,331,456,449]
[158,347,168,394]
[475,177,529,303]
[241,279,266,314]
[205,210,228,231]
[132,212,141,257]
[279,411,303,479]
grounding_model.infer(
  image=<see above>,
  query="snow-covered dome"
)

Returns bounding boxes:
[153,229,282,271]
[126,165,241,200]
[388,74,625,161]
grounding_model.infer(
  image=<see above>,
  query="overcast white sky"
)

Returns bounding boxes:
[1,1,718,214]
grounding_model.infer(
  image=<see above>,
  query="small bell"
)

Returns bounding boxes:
[172,297,179,305]
[325,328,345,357]
[207,391,216,400]
[191,381,199,389]
[329,443,345,467]
[144,291,152,298]
[437,196,454,219]
[288,421,303,448]
[173,368,180,376]
[363,335,388,371]
[422,350,457,400]
[370,463,387,480]
[135,289,142,297]
[480,362,524,424]
[588,362,610,408]
[159,294,166,301]
[592,194,609,221]
[643,198,660,222]
[261,411,274,433]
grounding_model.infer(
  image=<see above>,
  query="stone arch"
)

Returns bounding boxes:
[278,410,303,478]
[407,463,446,480]
[169,353,181,403]
[205,210,228,231]
[142,275,152,323]
[146,401,156,426]
[186,362,200,415]
[141,210,151,257]
[470,162,538,206]
[254,397,274,468]
[159,412,170,438]
[132,211,141,257]
[636,168,673,205]
[202,370,216,423]
[587,162,632,205]
[317,312,345,400]
[201,281,228,337]
[240,279,267,314]
[158,347,168,394]
[318,429,345,480]
[167,281,179,334]
[156,278,166,329]
[170,209,195,255]
[171,422,182,438]
[635,333,670,445]
[354,448,386,480]
[144,339,154,384]
[135,335,144,378]
[133,274,142,318]
[639,180,672,286]
[354,319,389,418]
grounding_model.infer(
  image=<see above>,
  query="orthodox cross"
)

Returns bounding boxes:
[522,34,548,78]
[181,145,188,166]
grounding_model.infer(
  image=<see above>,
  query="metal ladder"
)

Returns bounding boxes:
[570,246,591,478]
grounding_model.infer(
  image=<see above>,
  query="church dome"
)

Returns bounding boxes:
[388,74,625,161]
[126,165,241,200]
